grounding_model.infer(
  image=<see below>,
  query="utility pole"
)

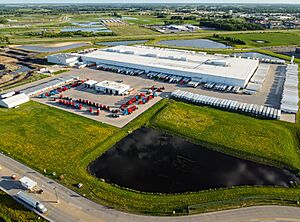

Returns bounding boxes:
[53,186,59,203]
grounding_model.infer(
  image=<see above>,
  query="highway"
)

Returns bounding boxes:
[1,153,300,222]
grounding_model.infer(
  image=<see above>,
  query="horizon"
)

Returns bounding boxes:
[1,1,300,5]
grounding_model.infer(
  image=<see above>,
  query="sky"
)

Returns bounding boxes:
[1,0,299,4]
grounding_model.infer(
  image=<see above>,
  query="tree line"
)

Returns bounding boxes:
[25,31,116,38]
[213,34,246,45]
[200,18,264,31]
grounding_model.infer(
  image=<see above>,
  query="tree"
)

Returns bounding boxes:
[0,17,8,24]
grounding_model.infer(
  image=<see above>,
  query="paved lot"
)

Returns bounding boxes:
[4,63,289,127]
[1,153,300,222]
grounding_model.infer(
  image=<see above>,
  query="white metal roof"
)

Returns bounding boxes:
[48,53,80,60]
[85,80,98,86]
[281,64,299,113]
[95,80,130,91]
[82,45,259,81]
[0,93,29,108]
[22,76,76,96]
[19,176,37,189]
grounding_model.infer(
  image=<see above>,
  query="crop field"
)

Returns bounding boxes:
[0,191,46,222]
[1,100,300,215]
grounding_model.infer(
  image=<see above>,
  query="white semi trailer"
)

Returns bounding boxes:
[17,191,47,213]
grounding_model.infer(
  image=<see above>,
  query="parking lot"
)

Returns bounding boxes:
[17,61,292,127]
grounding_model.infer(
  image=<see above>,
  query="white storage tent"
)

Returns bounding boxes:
[280,64,299,113]
[0,93,30,108]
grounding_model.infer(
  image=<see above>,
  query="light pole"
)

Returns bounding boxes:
[53,186,59,203]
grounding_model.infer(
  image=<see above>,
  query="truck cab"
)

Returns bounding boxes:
[36,202,48,213]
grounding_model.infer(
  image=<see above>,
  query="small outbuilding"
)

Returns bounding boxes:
[95,80,130,95]
[84,80,98,89]
[0,93,30,108]
[19,176,37,190]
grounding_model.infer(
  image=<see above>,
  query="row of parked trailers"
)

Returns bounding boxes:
[281,64,299,114]
[231,55,285,65]
[244,64,270,95]
[171,90,281,120]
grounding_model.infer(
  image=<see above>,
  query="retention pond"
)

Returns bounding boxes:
[157,39,231,49]
[89,127,298,193]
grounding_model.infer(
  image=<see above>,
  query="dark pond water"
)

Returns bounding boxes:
[71,22,103,27]
[97,40,148,46]
[89,128,298,193]
[232,52,279,60]
[157,39,231,49]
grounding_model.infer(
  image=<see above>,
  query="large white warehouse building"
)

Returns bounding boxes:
[81,45,259,87]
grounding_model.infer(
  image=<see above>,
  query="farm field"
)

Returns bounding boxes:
[0,191,46,222]
[1,100,300,215]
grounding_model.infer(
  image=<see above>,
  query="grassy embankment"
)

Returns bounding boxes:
[1,99,300,215]
[0,191,46,222]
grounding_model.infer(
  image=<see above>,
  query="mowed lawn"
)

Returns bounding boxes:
[152,101,300,171]
[0,191,47,222]
[109,25,158,36]
[220,32,300,47]
[0,101,116,177]
[2,100,300,215]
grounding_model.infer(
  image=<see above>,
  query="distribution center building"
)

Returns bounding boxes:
[81,45,259,87]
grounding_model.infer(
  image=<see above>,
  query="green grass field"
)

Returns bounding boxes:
[151,101,300,171]
[1,100,300,216]
[0,191,46,222]
[109,25,158,36]
[218,32,300,47]
[122,15,165,25]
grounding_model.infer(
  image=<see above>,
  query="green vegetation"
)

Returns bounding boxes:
[200,18,264,31]
[0,17,8,24]
[26,30,116,38]
[0,101,117,176]
[212,34,246,45]
[151,101,300,171]
[0,191,46,222]
[109,25,158,36]
[1,100,300,216]
[52,70,69,75]
[122,15,164,25]
[219,32,300,47]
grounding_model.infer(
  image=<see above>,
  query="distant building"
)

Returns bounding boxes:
[47,53,80,66]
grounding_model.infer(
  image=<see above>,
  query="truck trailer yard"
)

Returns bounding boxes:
[0,60,295,127]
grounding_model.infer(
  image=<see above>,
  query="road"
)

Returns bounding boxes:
[1,153,300,222]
